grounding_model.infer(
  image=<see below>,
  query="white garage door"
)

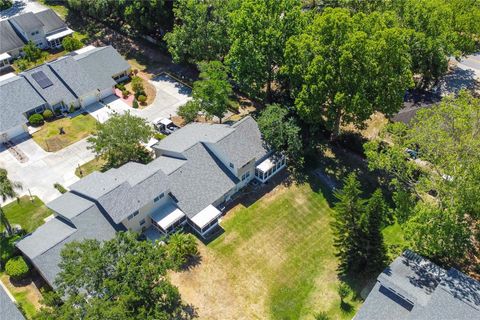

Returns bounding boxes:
[99,87,114,100]
[80,93,98,108]
[0,125,27,143]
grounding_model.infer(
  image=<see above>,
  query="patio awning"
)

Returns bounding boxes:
[151,202,185,230]
[0,52,11,61]
[46,28,74,42]
[191,205,222,229]
[256,158,276,173]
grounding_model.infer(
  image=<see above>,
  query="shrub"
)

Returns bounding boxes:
[178,100,199,124]
[54,109,62,116]
[53,183,67,194]
[14,58,30,71]
[131,76,144,94]
[337,282,351,303]
[132,99,139,109]
[61,36,83,52]
[28,113,44,126]
[43,109,54,120]
[154,133,166,140]
[122,90,130,98]
[115,83,126,91]
[69,105,75,113]
[137,95,147,104]
[5,256,29,280]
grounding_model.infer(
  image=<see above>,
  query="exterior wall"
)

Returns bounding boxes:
[235,159,255,189]
[0,124,28,143]
[99,87,114,100]
[79,90,98,107]
[153,148,186,160]
[113,70,130,83]
[120,191,170,232]
[10,20,47,48]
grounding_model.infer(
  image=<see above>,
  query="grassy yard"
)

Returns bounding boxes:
[0,274,44,319]
[1,196,52,233]
[39,0,69,18]
[170,181,367,320]
[32,114,97,152]
[75,157,107,178]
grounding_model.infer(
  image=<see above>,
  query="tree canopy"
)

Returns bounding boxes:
[364,90,480,267]
[0,168,22,236]
[36,232,197,320]
[87,112,153,169]
[285,8,413,139]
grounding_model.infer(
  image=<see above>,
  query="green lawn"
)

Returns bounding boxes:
[1,196,52,233]
[32,114,98,152]
[75,157,107,178]
[39,0,69,19]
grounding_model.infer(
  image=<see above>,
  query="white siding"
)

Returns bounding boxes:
[99,87,114,100]
[80,92,98,107]
[0,124,27,143]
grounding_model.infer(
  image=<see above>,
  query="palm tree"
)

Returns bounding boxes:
[0,168,22,236]
[166,232,198,269]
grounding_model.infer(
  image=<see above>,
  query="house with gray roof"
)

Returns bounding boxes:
[0,45,130,142]
[0,20,25,69]
[0,73,46,142]
[16,116,286,288]
[8,9,73,50]
[354,250,480,320]
[0,284,25,320]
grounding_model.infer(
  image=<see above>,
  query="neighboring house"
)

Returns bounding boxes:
[0,45,130,142]
[16,116,286,288]
[354,250,480,320]
[0,284,25,320]
[0,73,46,142]
[0,20,25,68]
[8,9,73,49]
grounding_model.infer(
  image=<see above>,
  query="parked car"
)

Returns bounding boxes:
[153,118,179,135]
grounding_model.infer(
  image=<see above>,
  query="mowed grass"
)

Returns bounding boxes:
[1,196,53,233]
[32,114,97,152]
[193,182,362,319]
[75,157,107,178]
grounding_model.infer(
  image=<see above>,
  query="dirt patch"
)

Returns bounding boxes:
[169,244,269,320]
[1,273,45,312]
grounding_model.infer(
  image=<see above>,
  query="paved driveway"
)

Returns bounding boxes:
[139,73,192,122]
[0,134,94,205]
[0,0,47,20]
[86,96,131,123]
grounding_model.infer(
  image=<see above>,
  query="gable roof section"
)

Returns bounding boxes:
[354,250,480,320]
[213,116,270,168]
[168,143,238,218]
[16,195,118,288]
[21,64,77,106]
[0,20,25,54]
[154,122,234,154]
[0,285,25,320]
[74,46,130,87]
[10,12,44,31]
[34,9,67,35]
[47,191,95,220]
[48,56,98,97]
[0,75,45,132]
[70,162,170,223]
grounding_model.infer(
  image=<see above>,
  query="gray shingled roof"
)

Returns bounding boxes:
[74,46,130,88]
[34,9,67,35]
[21,64,77,106]
[48,56,99,97]
[70,162,170,224]
[213,116,270,168]
[0,285,25,320]
[0,75,45,132]
[354,250,480,320]
[149,156,187,175]
[168,143,238,218]
[17,200,118,288]
[47,192,95,220]
[153,122,234,154]
[0,20,25,54]
[10,12,44,32]
[16,217,76,259]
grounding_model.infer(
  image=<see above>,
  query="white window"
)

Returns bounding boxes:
[127,214,134,220]
[133,210,139,217]
[139,219,145,226]
[229,163,234,169]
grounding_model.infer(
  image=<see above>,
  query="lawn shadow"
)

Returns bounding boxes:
[180,254,203,272]
[180,303,199,319]
[340,300,354,313]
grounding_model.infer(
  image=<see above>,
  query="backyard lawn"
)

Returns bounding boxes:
[1,196,52,233]
[32,114,97,152]
[170,180,368,320]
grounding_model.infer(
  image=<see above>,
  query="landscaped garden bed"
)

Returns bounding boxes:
[32,113,97,152]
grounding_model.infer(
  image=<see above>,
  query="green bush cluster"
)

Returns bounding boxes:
[137,95,147,104]
[53,183,67,194]
[132,99,139,109]
[43,109,54,120]
[5,256,29,280]
[28,113,44,126]
[115,83,126,91]
[154,132,166,140]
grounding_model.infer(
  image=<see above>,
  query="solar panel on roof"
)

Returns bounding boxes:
[31,71,53,89]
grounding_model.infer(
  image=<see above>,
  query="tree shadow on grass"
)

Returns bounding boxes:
[340,300,354,313]
[179,254,203,272]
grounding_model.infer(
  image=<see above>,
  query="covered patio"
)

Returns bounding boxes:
[151,202,186,235]
[189,205,223,238]
[46,28,74,48]
[255,154,286,183]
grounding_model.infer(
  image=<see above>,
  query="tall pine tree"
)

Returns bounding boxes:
[331,173,366,274]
